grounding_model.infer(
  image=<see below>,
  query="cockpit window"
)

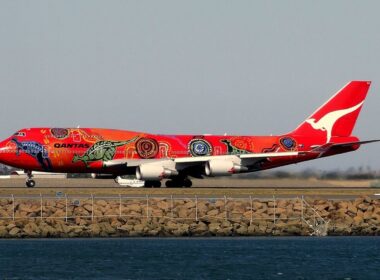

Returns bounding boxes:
[13,132,26,137]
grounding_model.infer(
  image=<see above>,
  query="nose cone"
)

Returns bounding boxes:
[0,138,16,166]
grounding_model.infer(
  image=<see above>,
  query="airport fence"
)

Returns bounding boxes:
[0,194,329,235]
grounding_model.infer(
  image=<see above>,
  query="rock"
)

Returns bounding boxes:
[197,202,209,213]
[118,224,134,232]
[258,223,268,234]
[133,224,146,233]
[315,204,329,211]
[207,209,219,216]
[69,226,85,234]
[357,203,369,211]
[6,223,17,230]
[215,200,225,208]
[127,204,142,213]
[247,225,257,235]
[333,222,351,235]
[0,209,11,218]
[52,209,66,218]
[147,229,159,236]
[337,201,348,210]
[40,224,58,237]
[83,204,93,212]
[353,216,363,225]
[96,200,108,207]
[157,201,170,211]
[363,196,372,204]
[267,208,275,215]
[293,203,303,211]
[23,222,41,236]
[165,221,178,231]
[55,221,70,234]
[353,197,364,207]
[177,207,188,219]
[89,224,101,235]
[183,201,195,209]
[151,209,163,217]
[347,203,357,215]
[190,222,208,235]
[235,225,248,235]
[286,225,301,235]
[0,199,11,206]
[100,222,116,235]
[172,224,189,236]
[252,201,263,210]
[275,207,287,215]
[219,226,233,236]
[9,227,20,237]
[208,222,221,234]
[363,211,373,220]
[0,226,8,237]
[276,200,288,208]
[18,203,38,213]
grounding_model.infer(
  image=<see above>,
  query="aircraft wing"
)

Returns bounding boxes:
[173,151,299,163]
[103,151,301,168]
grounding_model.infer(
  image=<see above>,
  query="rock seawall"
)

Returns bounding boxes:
[0,196,379,237]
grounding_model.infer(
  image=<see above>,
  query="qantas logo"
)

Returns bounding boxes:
[54,143,90,149]
[305,101,364,143]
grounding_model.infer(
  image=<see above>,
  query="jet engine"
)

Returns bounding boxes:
[205,160,246,176]
[136,164,178,180]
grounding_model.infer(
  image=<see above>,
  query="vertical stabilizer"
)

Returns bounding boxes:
[290,81,371,143]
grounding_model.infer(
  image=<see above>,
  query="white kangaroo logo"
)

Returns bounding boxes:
[305,101,364,143]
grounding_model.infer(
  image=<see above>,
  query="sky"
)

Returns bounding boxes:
[0,0,379,171]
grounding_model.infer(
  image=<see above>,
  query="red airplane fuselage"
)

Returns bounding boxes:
[0,127,359,173]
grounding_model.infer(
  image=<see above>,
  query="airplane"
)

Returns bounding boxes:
[0,81,378,188]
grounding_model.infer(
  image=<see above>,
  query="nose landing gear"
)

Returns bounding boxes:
[25,171,36,188]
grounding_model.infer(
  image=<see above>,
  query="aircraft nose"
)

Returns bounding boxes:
[0,138,15,165]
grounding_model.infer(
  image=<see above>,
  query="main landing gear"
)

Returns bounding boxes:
[144,180,162,188]
[165,178,192,188]
[25,171,36,188]
[143,178,193,188]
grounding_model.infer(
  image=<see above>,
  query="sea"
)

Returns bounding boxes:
[0,237,379,280]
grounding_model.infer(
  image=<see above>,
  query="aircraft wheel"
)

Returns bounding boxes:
[166,179,192,188]
[165,180,175,188]
[26,180,36,188]
[153,181,161,188]
[183,179,192,188]
[144,180,161,188]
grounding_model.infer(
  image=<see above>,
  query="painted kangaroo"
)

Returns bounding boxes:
[11,138,52,171]
[72,136,138,167]
[220,139,250,155]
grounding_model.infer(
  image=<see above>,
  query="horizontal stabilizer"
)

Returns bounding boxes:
[311,139,380,153]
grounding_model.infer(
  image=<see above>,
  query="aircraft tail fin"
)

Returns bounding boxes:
[290,81,371,142]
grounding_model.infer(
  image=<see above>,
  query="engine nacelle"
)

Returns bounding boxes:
[136,164,178,180]
[205,160,246,176]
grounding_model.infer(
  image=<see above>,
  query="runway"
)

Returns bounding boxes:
[0,178,378,198]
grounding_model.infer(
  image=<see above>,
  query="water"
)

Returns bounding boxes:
[0,237,379,279]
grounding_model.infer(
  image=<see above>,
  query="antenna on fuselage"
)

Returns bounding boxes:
[77,125,80,128]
